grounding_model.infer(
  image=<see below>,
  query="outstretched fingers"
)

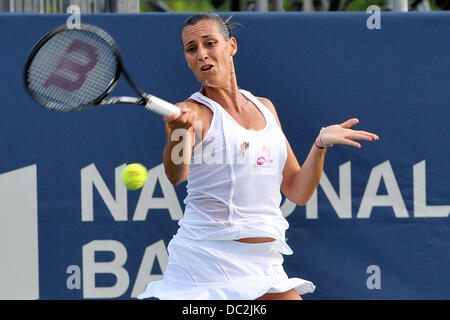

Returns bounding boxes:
[318,119,380,149]
[339,118,360,129]
[345,130,379,142]
[339,118,379,141]
[335,136,362,148]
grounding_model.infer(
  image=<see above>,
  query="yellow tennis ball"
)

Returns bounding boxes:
[121,163,147,190]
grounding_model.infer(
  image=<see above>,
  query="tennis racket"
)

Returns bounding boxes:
[23,24,180,116]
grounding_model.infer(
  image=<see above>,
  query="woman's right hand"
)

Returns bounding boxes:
[164,105,198,135]
[163,104,198,185]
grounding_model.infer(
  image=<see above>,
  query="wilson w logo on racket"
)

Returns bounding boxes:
[44,39,99,92]
[24,24,180,116]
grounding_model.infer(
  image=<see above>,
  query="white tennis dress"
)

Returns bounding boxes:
[138,90,315,300]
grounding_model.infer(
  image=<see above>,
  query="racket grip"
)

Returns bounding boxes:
[144,95,181,116]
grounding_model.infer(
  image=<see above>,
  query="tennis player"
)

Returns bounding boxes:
[138,13,379,300]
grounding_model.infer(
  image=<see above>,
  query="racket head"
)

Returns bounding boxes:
[24,24,122,112]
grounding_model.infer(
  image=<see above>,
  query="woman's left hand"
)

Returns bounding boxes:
[316,118,379,149]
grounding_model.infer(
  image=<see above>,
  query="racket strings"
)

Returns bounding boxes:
[26,29,118,111]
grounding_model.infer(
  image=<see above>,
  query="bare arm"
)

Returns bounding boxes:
[258,98,379,206]
[163,102,197,185]
[281,138,326,206]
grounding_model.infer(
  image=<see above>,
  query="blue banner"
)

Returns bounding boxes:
[0,11,448,300]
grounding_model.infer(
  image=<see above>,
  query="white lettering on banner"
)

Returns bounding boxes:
[0,165,39,300]
[82,240,130,299]
[81,163,182,222]
[357,161,409,218]
[305,161,352,219]
[132,164,183,221]
[281,197,297,218]
[81,164,128,221]
[81,239,168,298]
[413,160,450,218]
[366,265,381,290]
[282,160,449,219]
[131,240,168,298]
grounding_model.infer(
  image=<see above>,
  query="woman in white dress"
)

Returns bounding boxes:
[138,13,379,300]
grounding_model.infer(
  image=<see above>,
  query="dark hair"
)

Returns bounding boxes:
[181,12,234,42]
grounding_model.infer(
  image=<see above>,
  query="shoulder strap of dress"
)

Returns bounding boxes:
[188,92,217,114]
[239,90,279,128]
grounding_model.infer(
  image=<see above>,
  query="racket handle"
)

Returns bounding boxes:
[144,95,181,116]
